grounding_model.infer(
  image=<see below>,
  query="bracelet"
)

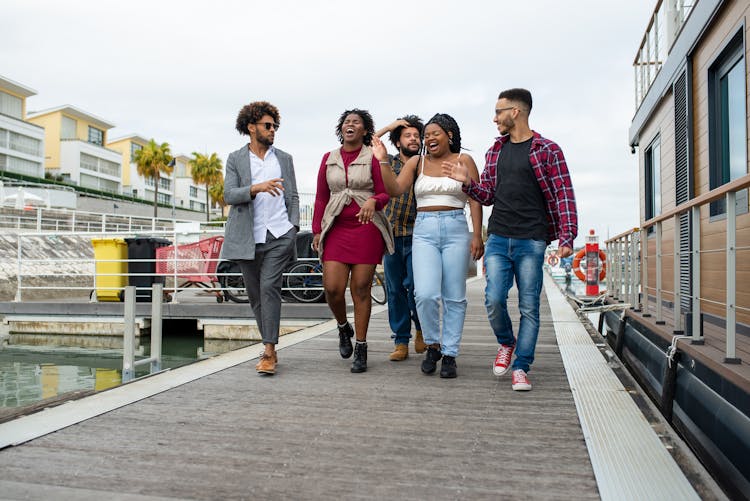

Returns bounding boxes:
[378,161,389,165]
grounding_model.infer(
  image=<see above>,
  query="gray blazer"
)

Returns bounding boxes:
[222,144,300,260]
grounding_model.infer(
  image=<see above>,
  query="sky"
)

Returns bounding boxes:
[2,0,656,247]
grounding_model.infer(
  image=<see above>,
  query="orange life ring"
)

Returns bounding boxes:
[572,249,607,282]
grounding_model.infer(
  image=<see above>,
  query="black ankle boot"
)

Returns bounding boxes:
[440,355,457,378]
[338,322,354,359]
[351,341,367,373]
[421,345,442,375]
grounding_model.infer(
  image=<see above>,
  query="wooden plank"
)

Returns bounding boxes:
[0,279,600,500]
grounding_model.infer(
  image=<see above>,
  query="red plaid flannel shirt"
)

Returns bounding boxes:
[465,132,578,249]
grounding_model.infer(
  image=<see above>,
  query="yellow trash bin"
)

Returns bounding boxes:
[91,238,128,301]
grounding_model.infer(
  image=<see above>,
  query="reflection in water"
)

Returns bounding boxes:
[0,334,254,409]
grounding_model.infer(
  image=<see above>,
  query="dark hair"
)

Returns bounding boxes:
[498,88,532,113]
[425,113,461,154]
[235,101,280,136]
[388,115,424,148]
[335,109,375,146]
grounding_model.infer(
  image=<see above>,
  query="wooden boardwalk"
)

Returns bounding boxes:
[0,277,712,500]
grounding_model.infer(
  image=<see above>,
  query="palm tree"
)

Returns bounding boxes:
[208,178,225,209]
[189,152,223,221]
[133,139,173,218]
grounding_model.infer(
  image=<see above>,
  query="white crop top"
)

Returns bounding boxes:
[414,154,468,209]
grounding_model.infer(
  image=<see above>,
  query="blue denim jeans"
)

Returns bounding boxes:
[484,234,546,372]
[384,235,421,345]
[412,210,470,358]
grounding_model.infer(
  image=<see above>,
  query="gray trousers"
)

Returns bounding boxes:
[237,228,296,345]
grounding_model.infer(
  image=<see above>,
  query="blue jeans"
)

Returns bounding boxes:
[484,234,546,373]
[412,210,470,358]
[384,235,421,345]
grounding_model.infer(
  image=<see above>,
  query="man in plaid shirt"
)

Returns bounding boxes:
[375,115,426,361]
[443,88,577,391]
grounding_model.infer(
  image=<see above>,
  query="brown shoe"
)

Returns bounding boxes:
[414,330,426,353]
[389,344,409,361]
[256,353,276,375]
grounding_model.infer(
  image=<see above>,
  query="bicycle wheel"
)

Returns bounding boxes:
[371,271,387,305]
[286,262,325,303]
[219,272,249,303]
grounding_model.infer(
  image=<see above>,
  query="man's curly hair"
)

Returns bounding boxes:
[388,115,424,148]
[235,101,280,136]
[335,109,375,146]
[425,113,461,154]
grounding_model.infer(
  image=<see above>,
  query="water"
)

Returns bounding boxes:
[0,335,256,409]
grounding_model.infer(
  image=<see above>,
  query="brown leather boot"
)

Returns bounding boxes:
[389,344,408,361]
[255,353,276,375]
[414,330,426,353]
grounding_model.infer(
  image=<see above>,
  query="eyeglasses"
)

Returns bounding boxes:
[495,107,516,116]
[256,122,280,131]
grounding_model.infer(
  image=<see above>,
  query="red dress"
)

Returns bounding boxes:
[312,147,389,264]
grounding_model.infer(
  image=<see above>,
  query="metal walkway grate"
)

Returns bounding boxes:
[544,274,699,500]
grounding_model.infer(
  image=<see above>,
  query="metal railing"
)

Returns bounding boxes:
[10,227,321,303]
[606,173,750,363]
[0,205,185,233]
[634,0,695,109]
[0,192,317,233]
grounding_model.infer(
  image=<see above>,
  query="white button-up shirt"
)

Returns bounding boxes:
[249,146,293,243]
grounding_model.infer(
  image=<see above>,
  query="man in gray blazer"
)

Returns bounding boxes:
[223,101,299,375]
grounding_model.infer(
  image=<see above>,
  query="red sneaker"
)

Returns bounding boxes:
[511,369,532,391]
[492,344,514,376]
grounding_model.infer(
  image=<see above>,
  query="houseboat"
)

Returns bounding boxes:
[602,0,749,498]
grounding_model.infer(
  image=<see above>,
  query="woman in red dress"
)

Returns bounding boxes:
[312,109,394,373]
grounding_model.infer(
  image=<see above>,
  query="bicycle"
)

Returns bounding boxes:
[284,259,387,305]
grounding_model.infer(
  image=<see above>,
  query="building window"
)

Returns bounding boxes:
[645,137,661,229]
[157,192,171,205]
[88,126,104,146]
[6,156,42,177]
[8,131,41,156]
[61,116,77,140]
[80,153,120,177]
[80,173,119,193]
[0,91,22,119]
[709,31,747,216]
[130,143,142,162]
[190,186,198,198]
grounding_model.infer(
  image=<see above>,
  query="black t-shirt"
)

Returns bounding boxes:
[487,138,548,241]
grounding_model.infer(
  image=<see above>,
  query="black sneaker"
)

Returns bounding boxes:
[338,322,354,358]
[421,345,442,375]
[440,355,457,378]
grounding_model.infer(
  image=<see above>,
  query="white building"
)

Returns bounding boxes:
[0,75,45,178]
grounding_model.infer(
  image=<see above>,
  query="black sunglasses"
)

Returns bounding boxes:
[256,122,280,131]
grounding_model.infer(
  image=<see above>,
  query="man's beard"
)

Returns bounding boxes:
[399,144,420,158]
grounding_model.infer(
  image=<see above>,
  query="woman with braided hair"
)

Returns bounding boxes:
[373,113,484,378]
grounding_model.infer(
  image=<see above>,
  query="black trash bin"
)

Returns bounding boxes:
[295,231,316,259]
[124,237,171,302]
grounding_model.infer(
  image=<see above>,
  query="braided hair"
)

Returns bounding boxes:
[425,113,461,154]
[335,109,375,146]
